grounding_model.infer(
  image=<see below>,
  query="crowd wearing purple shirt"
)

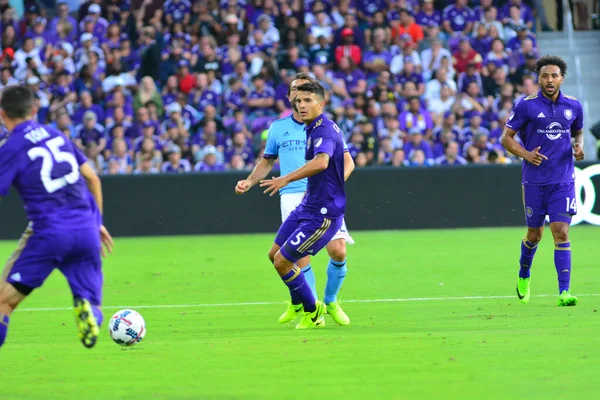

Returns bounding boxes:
[0,0,545,173]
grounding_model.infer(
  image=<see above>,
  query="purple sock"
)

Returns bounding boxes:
[92,305,104,327]
[281,265,316,312]
[555,242,572,293]
[519,238,539,278]
[0,314,9,348]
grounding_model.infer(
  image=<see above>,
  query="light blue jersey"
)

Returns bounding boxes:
[264,114,349,195]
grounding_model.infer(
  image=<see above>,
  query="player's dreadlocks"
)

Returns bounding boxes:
[535,55,568,77]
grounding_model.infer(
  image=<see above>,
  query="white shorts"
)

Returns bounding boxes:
[280,192,355,245]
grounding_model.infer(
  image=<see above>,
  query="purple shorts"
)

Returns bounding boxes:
[1,224,103,305]
[522,183,577,228]
[275,205,343,263]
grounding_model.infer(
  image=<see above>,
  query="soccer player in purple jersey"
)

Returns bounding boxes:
[236,73,355,327]
[259,81,347,329]
[501,55,585,306]
[0,86,114,349]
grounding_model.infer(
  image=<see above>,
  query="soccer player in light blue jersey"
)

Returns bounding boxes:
[235,73,355,326]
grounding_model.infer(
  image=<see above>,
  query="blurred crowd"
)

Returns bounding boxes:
[0,0,546,173]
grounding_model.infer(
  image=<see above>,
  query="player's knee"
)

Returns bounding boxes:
[272,252,289,273]
[552,227,569,243]
[327,239,346,263]
[268,248,277,264]
[526,229,543,244]
[0,282,24,315]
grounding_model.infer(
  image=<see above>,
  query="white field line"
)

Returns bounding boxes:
[17,293,600,312]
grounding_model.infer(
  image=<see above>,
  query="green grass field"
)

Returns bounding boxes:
[1,226,599,400]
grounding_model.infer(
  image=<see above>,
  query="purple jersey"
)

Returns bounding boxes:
[75,124,106,146]
[224,145,254,163]
[334,70,366,92]
[357,0,387,17]
[300,115,346,219]
[395,72,425,88]
[506,91,583,186]
[363,50,393,80]
[471,36,492,58]
[194,162,226,172]
[415,11,443,27]
[442,5,475,32]
[164,0,191,21]
[0,121,97,232]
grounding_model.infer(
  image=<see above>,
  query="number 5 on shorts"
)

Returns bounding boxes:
[566,197,577,213]
[290,232,306,245]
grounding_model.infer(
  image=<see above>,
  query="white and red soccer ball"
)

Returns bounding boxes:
[109,309,146,346]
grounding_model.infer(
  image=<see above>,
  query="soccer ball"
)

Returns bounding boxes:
[108,309,146,346]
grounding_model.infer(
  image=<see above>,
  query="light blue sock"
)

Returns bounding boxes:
[324,259,347,304]
[301,265,318,301]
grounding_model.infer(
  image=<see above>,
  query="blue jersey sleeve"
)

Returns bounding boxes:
[0,145,18,196]
[264,123,278,159]
[505,97,528,132]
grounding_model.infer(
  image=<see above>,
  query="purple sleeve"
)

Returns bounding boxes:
[572,101,584,132]
[523,6,534,24]
[468,8,476,22]
[442,6,452,21]
[0,147,18,196]
[424,112,434,130]
[506,98,528,132]
[73,144,88,166]
[313,128,335,158]
[398,112,408,131]
[423,142,434,160]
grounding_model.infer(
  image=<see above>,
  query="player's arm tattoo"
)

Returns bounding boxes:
[572,129,584,146]
[315,153,330,165]
[500,126,527,159]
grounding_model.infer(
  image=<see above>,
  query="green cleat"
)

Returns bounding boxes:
[516,277,531,304]
[295,301,325,330]
[278,302,303,323]
[326,302,350,326]
[558,290,579,307]
[74,298,99,349]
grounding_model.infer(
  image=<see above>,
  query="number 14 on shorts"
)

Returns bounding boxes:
[566,197,577,213]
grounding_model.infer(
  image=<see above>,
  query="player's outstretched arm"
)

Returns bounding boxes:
[235,157,276,195]
[80,162,103,214]
[260,154,329,196]
[343,152,355,181]
[501,126,548,166]
[80,162,113,256]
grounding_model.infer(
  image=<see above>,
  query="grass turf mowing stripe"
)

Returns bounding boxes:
[17,293,600,312]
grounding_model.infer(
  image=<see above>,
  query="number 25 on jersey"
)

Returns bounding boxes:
[27,133,80,194]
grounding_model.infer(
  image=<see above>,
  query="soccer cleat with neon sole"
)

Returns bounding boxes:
[295,301,325,330]
[326,301,350,325]
[558,290,579,306]
[278,302,303,323]
[74,298,100,348]
[516,277,531,304]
